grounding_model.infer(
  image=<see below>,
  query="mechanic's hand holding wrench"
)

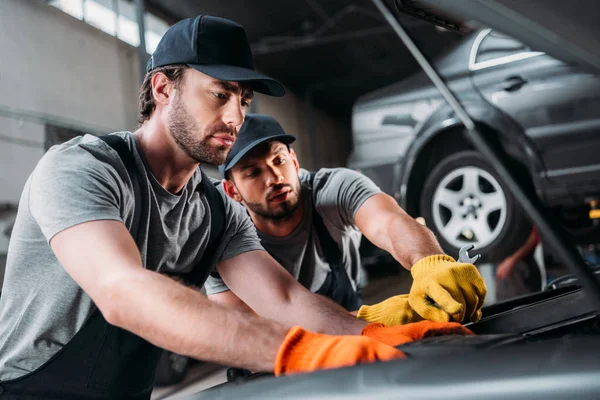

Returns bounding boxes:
[408,245,486,323]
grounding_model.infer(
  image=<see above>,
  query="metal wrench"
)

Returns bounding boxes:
[458,244,481,265]
[423,245,481,311]
[422,245,482,313]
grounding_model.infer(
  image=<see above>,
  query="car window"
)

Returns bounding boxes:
[470,29,545,71]
[476,32,530,63]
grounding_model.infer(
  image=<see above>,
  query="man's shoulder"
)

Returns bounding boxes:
[32,132,135,195]
[43,132,133,166]
[301,167,366,189]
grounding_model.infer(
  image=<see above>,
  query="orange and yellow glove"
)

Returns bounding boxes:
[274,326,405,376]
[362,320,475,347]
[356,294,424,326]
[409,255,487,323]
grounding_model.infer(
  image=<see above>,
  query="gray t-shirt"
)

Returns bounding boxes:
[0,132,263,380]
[204,168,381,294]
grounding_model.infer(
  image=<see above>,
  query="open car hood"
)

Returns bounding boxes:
[412,0,600,74]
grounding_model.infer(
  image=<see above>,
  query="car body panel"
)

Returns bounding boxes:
[349,27,600,213]
[420,0,600,74]
[470,30,600,200]
[397,101,548,211]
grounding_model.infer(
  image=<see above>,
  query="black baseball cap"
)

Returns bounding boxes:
[219,114,296,178]
[146,15,285,97]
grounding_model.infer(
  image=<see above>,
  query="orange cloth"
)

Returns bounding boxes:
[362,320,475,347]
[274,326,405,376]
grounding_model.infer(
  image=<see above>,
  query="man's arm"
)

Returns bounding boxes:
[497,227,539,279]
[354,193,444,269]
[51,220,288,372]
[210,287,361,316]
[209,290,256,314]
[216,250,368,335]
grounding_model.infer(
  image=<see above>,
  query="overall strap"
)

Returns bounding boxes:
[98,134,142,240]
[187,171,226,284]
[309,171,344,267]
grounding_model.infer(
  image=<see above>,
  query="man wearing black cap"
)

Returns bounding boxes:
[0,15,473,398]
[207,114,487,327]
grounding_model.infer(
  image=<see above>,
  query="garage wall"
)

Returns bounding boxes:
[0,0,143,284]
[257,93,351,170]
[0,0,141,205]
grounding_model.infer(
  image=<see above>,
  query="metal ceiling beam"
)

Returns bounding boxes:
[251,26,393,55]
[304,0,329,23]
[134,0,149,82]
[142,0,181,25]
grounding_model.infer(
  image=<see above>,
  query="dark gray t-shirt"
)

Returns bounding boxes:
[0,132,263,380]
[204,168,381,294]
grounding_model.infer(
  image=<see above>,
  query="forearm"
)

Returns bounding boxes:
[218,250,367,335]
[263,288,367,335]
[107,269,288,372]
[385,215,444,269]
[355,194,444,270]
[217,286,363,329]
[509,229,539,261]
[209,290,257,315]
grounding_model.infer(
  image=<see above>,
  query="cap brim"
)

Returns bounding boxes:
[189,64,285,97]
[219,134,296,177]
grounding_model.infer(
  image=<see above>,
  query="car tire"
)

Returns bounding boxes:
[154,350,189,387]
[419,150,532,263]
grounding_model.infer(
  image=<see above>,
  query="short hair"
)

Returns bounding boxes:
[138,65,188,124]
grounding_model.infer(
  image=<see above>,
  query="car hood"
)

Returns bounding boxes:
[417,0,600,74]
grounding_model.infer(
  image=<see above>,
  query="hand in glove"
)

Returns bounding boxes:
[274,326,404,376]
[356,294,424,326]
[362,320,475,347]
[409,255,487,323]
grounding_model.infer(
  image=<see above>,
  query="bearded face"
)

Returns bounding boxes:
[241,179,302,222]
[167,91,237,166]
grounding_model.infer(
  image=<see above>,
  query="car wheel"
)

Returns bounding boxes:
[154,350,189,387]
[419,151,532,263]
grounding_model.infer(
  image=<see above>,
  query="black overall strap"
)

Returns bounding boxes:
[309,171,361,311]
[309,172,343,268]
[98,134,142,240]
[184,171,226,285]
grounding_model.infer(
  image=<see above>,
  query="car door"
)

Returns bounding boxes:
[470,29,600,194]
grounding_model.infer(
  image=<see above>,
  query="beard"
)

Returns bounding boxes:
[167,93,236,165]
[242,182,302,222]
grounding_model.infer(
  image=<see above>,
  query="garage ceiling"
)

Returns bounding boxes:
[144,0,466,118]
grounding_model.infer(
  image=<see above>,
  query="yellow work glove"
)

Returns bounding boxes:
[409,255,487,323]
[356,295,424,326]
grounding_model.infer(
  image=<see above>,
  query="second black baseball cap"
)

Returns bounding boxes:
[146,15,285,97]
[219,114,296,178]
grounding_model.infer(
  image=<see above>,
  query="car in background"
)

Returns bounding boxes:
[349,27,600,262]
